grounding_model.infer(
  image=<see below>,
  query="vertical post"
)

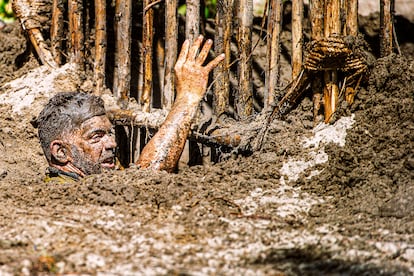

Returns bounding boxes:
[213,0,233,116]
[265,0,282,108]
[345,0,358,36]
[93,0,107,96]
[113,0,132,103]
[323,0,341,123]
[51,0,64,66]
[310,0,324,124]
[344,0,359,104]
[68,0,84,67]
[163,0,178,110]
[291,0,303,79]
[236,0,253,119]
[186,0,200,42]
[380,0,393,57]
[141,0,154,112]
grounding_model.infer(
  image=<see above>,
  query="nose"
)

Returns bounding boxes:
[103,133,117,150]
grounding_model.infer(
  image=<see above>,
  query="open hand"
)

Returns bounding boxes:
[174,35,225,103]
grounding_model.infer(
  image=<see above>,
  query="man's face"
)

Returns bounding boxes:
[65,115,117,176]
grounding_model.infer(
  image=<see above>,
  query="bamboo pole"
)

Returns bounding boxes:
[323,0,341,123]
[236,0,253,119]
[291,0,303,79]
[265,0,282,108]
[141,0,154,112]
[213,0,233,116]
[380,0,393,57]
[113,0,132,103]
[50,0,64,65]
[185,0,200,42]
[93,0,107,96]
[68,0,84,67]
[163,0,178,110]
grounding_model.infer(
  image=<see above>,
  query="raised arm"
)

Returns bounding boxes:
[137,35,225,172]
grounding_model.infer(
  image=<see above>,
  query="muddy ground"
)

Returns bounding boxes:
[0,13,413,275]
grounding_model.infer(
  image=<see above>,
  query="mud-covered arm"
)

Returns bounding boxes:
[137,35,225,172]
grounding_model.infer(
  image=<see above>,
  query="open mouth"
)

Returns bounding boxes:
[101,156,115,169]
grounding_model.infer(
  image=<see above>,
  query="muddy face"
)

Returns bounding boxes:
[65,115,117,175]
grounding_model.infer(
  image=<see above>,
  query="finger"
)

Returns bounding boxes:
[195,39,213,64]
[204,53,225,72]
[176,39,190,68]
[188,35,204,60]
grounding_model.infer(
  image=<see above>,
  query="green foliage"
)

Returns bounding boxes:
[0,0,15,23]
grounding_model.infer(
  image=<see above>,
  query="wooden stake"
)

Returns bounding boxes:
[93,0,107,96]
[50,0,64,65]
[309,0,324,123]
[380,0,394,57]
[141,0,154,112]
[345,0,358,36]
[236,0,253,119]
[291,0,303,79]
[344,0,359,104]
[186,0,200,42]
[12,0,58,68]
[163,0,178,110]
[113,0,132,103]
[213,0,233,116]
[68,0,84,67]
[265,0,282,108]
[323,0,341,123]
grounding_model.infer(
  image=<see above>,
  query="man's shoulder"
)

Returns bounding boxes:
[44,167,79,184]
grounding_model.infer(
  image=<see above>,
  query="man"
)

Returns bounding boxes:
[35,36,224,182]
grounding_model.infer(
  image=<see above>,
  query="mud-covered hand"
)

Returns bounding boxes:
[174,35,225,103]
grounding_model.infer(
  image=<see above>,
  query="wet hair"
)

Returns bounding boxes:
[34,92,106,162]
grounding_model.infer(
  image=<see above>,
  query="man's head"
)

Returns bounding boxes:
[35,92,117,177]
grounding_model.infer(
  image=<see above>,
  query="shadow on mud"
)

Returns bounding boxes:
[252,246,410,275]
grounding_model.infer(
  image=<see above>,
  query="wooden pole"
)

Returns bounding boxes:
[309,0,324,123]
[68,0,84,67]
[50,0,64,66]
[141,0,154,112]
[186,0,200,42]
[323,0,341,123]
[380,0,393,57]
[236,0,253,119]
[113,0,132,104]
[265,0,282,108]
[163,0,178,110]
[345,0,358,36]
[213,0,233,116]
[291,0,303,79]
[93,0,107,96]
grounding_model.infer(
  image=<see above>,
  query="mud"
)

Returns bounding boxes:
[1,15,414,275]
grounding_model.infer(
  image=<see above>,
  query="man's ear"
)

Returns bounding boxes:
[50,140,72,164]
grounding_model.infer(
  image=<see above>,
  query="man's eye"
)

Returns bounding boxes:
[90,133,104,142]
